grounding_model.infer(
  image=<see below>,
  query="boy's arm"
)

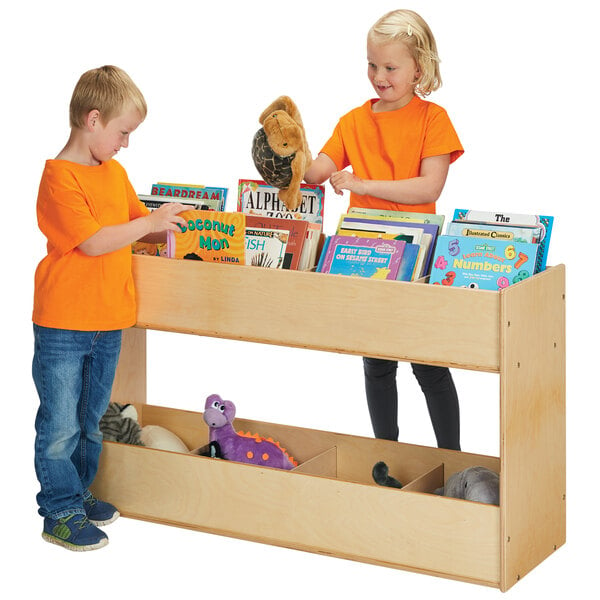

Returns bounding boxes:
[78,202,186,257]
[303,153,338,184]
[329,154,451,205]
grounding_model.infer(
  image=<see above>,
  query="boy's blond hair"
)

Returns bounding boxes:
[69,65,147,128]
[368,9,441,97]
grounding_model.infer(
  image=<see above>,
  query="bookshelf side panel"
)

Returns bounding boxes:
[499,265,566,590]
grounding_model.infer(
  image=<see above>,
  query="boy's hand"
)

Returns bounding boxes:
[329,170,366,196]
[146,202,188,233]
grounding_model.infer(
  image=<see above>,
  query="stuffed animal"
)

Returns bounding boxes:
[251,95,312,211]
[203,394,298,470]
[372,461,403,488]
[372,462,499,506]
[100,403,144,445]
[100,403,190,453]
[434,466,499,506]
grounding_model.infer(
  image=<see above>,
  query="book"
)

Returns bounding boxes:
[429,235,538,290]
[238,179,324,225]
[445,221,540,244]
[245,215,308,270]
[137,194,212,211]
[298,223,323,271]
[151,182,227,211]
[245,228,289,268]
[349,206,445,230]
[318,235,406,280]
[167,210,246,264]
[452,209,553,273]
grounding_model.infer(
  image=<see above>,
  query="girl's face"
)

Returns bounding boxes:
[367,40,420,112]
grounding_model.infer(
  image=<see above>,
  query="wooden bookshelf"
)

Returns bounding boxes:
[93,255,565,591]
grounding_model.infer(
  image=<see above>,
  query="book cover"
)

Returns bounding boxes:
[245,228,289,269]
[429,235,538,290]
[167,210,246,264]
[151,182,227,211]
[349,206,445,230]
[237,179,324,225]
[395,243,421,281]
[452,209,553,273]
[138,193,216,211]
[318,235,406,280]
[445,221,540,244]
[245,215,308,270]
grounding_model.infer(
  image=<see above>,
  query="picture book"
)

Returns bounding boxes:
[452,209,553,273]
[335,228,420,282]
[238,179,324,225]
[349,206,445,230]
[429,235,538,290]
[445,221,540,244]
[245,228,288,269]
[318,235,406,280]
[300,223,324,271]
[151,182,227,211]
[245,215,308,270]
[167,210,246,264]
[138,194,212,211]
[395,243,421,282]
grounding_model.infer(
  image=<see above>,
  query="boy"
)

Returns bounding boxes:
[32,65,185,551]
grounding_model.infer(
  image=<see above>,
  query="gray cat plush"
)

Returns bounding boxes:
[434,466,499,505]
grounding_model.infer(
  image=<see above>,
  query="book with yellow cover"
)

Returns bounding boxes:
[167,210,246,265]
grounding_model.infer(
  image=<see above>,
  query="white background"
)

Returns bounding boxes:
[2,0,596,598]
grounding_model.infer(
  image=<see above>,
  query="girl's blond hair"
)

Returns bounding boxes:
[69,65,147,128]
[368,9,442,97]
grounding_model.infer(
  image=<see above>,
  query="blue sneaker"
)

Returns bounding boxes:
[42,514,108,551]
[83,494,120,526]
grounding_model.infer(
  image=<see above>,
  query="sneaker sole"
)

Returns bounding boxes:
[42,531,109,551]
[88,510,120,527]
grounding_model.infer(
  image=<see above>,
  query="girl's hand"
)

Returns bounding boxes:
[146,202,188,233]
[329,170,367,196]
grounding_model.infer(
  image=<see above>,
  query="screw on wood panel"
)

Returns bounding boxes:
[517,575,521,581]
[507,321,511,327]
[517,362,521,368]
[554,545,557,550]
[507,536,511,542]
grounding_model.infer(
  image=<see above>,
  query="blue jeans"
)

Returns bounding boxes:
[32,325,122,519]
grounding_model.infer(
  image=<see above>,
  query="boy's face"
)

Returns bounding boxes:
[89,104,144,164]
[367,40,420,111]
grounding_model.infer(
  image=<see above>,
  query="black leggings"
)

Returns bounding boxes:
[363,358,461,451]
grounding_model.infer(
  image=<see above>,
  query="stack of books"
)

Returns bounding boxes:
[428,209,554,290]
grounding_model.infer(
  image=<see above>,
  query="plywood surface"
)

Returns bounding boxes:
[131,255,500,371]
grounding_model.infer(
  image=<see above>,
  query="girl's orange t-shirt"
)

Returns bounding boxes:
[320,96,464,214]
[33,159,149,331]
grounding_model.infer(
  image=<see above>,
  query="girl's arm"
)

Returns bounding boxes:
[304,153,338,184]
[78,202,187,257]
[329,154,451,205]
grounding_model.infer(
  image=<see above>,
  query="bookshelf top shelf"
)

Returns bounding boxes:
[130,256,562,372]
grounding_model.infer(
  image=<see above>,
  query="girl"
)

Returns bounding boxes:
[304,9,463,450]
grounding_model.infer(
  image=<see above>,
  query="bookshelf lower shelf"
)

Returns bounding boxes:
[96,257,566,591]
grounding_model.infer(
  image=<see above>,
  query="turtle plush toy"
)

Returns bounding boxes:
[251,95,312,211]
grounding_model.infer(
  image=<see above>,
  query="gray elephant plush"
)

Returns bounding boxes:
[435,466,499,505]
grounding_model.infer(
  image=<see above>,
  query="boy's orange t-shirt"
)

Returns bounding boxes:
[33,159,150,331]
[320,96,464,214]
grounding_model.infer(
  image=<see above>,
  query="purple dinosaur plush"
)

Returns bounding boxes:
[203,394,297,470]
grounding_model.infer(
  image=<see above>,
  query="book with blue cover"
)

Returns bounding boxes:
[429,235,538,290]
